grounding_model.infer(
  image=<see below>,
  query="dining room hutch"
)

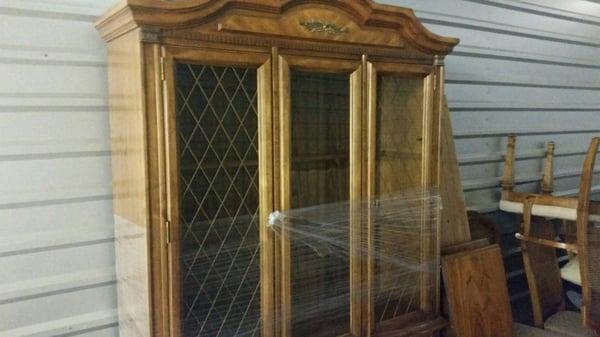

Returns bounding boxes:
[96,1,459,336]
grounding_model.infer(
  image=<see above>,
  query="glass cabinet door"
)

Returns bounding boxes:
[366,64,438,333]
[165,49,273,337]
[278,57,363,337]
[374,74,424,321]
[176,63,261,337]
[289,70,350,337]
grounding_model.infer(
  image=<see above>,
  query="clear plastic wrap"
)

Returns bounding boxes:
[266,189,442,336]
[178,189,441,337]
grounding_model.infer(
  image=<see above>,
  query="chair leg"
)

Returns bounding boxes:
[542,142,555,195]
[501,134,516,196]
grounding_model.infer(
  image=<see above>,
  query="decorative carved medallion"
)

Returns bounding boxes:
[300,20,348,35]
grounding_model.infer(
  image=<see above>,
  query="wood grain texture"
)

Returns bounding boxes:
[421,70,439,317]
[520,198,564,328]
[161,52,181,337]
[218,7,404,47]
[276,51,291,337]
[350,64,363,337]
[96,0,458,56]
[442,245,516,337]
[106,28,152,337]
[541,142,555,195]
[577,138,600,330]
[440,237,490,337]
[441,238,489,257]
[374,75,423,194]
[144,43,170,337]
[258,58,276,337]
[439,95,470,248]
[500,134,516,196]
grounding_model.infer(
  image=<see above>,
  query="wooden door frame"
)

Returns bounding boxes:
[160,45,275,337]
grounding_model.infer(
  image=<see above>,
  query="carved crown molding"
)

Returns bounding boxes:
[96,0,459,55]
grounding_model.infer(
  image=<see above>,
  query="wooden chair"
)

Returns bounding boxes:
[442,245,570,337]
[500,135,600,336]
[500,136,600,224]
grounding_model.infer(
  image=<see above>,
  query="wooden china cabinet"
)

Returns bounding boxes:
[96,1,458,337]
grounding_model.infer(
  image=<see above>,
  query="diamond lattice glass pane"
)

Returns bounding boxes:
[176,63,260,337]
[290,71,350,337]
[374,75,425,322]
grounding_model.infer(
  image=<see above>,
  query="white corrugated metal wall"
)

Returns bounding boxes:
[385,0,600,212]
[0,0,118,336]
[0,0,598,335]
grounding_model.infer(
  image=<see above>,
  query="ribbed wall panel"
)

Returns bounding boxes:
[0,0,117,336]
[385,0,600,212]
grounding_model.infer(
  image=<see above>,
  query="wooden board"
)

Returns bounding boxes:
[442,245,516,337]
[440,238,490,337]
[440,97,471,248]
[441,238,489,256]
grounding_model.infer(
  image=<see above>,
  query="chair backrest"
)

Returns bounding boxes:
[518,142,565,327]
[442,245,516,337]
[577,137,600,330]
[520,197,565,327]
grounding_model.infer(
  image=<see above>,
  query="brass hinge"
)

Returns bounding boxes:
[160,57,166,81]
[165,220,171,245]
[433,73,438,91]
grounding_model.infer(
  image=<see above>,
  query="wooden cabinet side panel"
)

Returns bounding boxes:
[107,29,152,337]
[439,95,470,248]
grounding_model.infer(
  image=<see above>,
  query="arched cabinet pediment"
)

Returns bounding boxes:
[97,1,458,337]
[98,0,457,56]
